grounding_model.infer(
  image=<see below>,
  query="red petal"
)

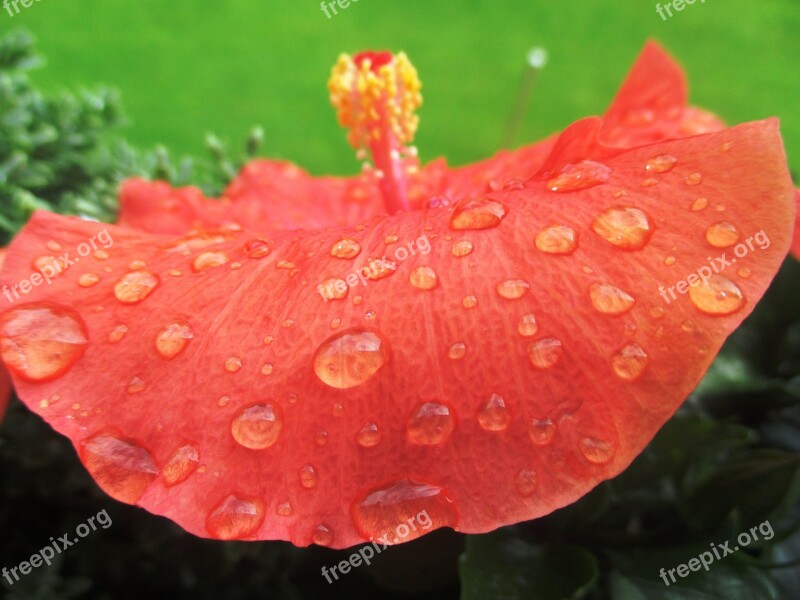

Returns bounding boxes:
[0,119,793,548]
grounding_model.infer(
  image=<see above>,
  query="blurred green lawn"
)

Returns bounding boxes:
[6,0,799,176]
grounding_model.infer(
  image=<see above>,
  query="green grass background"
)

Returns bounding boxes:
[3,0,799,176]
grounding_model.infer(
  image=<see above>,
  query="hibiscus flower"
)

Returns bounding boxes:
[0,42,794,549]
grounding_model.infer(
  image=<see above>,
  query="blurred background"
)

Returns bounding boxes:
[1,1,799,599]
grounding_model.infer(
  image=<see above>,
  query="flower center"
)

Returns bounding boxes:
[329,51,422,214]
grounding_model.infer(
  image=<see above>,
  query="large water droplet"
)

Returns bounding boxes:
[592,206,653,250]
[313,329,390,389]
[407,401,456,445]
[527,338,563,370]
[80,430,159,503]
[352,479,459,544]
[205,494,265,540]
[612,343,649,381]
[356,423,382,447]
[114,270,159,304]
[688,275,744,315]
[476,394,510,431]
[535,225,577,255]
[705,221,740,248]
[646,154,678,173]
[579,437,616,464]
[0,305,88,382]
[331,238,362,259]
[231,404,282,450]
[155,322,194,359]
[162,444,200,486]
[449,197,507,230]
[589,283,635,315]
[547,160,611,192]
[410,266,438,290]
[496,279,530,300]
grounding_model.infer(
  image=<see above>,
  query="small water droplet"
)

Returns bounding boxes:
[313,329,390,389]
[535,225,577,255]
[282,319,295,328]
[244,238,271,258]
[193,251,229,272]
[705,221,740,248]
[218,395,231,407]
[407,401,456,445]
[579,437,616,464]
[299,464,317,489]
[664,255,676,266]
[330,318,342,329]
[448,342,466,360]
[688,275,745,315]
[276,501,293,516]
[312,524,334,546]
[527,338,563,370]
[78,273,100,287]
[94,250,110,260]
[476,394,510,431]
[592,206,653,251]
[114,271,159,303]
[449,197,507,230]
[108,324,128,343]
[612,343,649,381]
[737,267,752,279]
[503,177,526,191]
[684,172,703,185]
[691,197,709,211]
[331,239,362,259]
[260,363,274,375]
[589,283,635,315]
[162,444,200,486]
[641,178,659,187]
[650,305,665,319]
[80,430,158,503]
[384,234,399,244]
[528,418,556,445]
[0,305,88,381]
[314,430,329,446]
[155,322,193,359]
[356,423,382,447]
[646,154,678,173]
[231,403,283,449]
[514,469,538,496]
[127,376,146,394]
[224,356,243,373]
[517,314,538,337]
[352,479,459,544]
[451,240,474,257]
[547,160,611,192]
[129,259,147,271]
[205,494,265,540]
[462,295,478,309]
[496,279,530,300]
[410,266,438,290]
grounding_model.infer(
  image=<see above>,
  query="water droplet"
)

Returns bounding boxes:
[126,376,146,394]
[299,464,317,489]
[330,318,341,329]
[155,322,193,359]
[407,401,456,445]
[244,238,271,258]
[78,273,100,287]
[705,221,740,248]
[527,338,563,370]
[664,255,676,266]
[356,423,382,447]
[547,160,611,192]
[162,444,200,486]
[646,154,678,173]
[535,225,577,255]
[313,329,390,389]
[517,314,538,337]
[737,267,752,279]
[231,403,283,449]
[224,356,243,373]
[94,250,110,260]
[641,178,659,187]
[684,172,703,186]
[114,271,159,304]
[332,403,344,417]
[384,234,399,245]
[592,206,653,251]
[218,395,231,407]
[80,430,158,503]
[331,238,362,259]
[352,479,459,544]
[129,259,147,271]
[691,197,709,211]
[312,524,334,546]
[0,305,88,381]
[282,319,295,328]
[276,501,293,516]
[448,342,466,360]
[205,494,265,540]
[514,469,538,497]
[193,251,229,272]
[688,275,745,315]
[579,437,615,464]
[46,240,62,252]
[476,394,510,431]
[314,430,329,446]
[496,279,530,300]
[462,295,478,309]
[260,363,274,375]
[612,343,649,381]
[589,283,635,315]
[410,266,438,290]
[449,197,507,230]
[650,306,665,319]
[528,418,556,445]
[108,324,128,343]
[451,240,474,257]
[681,320,696,332]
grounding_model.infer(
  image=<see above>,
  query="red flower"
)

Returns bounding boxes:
[0,43,795,548]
